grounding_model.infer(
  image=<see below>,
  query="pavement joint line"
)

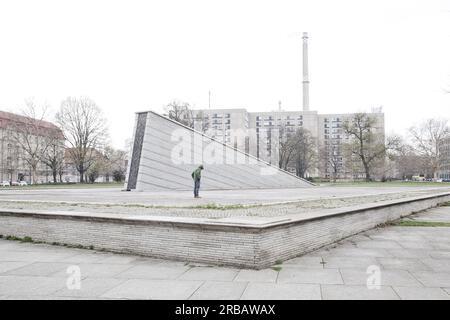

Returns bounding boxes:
[174,264,195,280]
[275,268,281,283]
[337,268,345,286]
[391,286,402,300]
[238,281,249,300]
[186,281,205,300]
[231,269,240,282]
[406,269,426,288]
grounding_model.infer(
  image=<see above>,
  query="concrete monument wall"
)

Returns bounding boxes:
[126,111,313,191]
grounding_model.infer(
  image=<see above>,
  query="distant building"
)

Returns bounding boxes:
[0,110,64,183]
[439,137,450,180]
[64,148,110,183]
[192,108,385,179]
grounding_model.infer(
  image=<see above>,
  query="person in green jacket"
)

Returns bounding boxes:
[191,165,204,198]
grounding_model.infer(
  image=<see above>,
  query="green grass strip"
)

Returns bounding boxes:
[393,220,450,227]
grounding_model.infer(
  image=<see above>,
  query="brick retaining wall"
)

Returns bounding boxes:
[1,193,449,269]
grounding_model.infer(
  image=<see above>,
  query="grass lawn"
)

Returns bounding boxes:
[393,220,450,227]
[0,182,123,190]
[319,181,450,188]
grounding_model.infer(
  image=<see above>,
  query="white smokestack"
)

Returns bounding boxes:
[302,32,309,112]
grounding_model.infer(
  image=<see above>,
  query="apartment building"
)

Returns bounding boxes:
[0,110,65,183]
[439,137,450,180]
[192,108,385,179]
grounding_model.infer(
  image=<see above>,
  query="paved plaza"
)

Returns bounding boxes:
[1,185,450,207]
[0,205,449,300]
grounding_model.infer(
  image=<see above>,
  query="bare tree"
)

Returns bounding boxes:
[56,97,108,183]
[100,146,128,182]
[319,143,342,182]
[164,100,194,128]
[193,110,210,133]
[5,144,20,182]
[288,128,316,179]
[8,100,58,184]
[409,118,450,179]
[388,138,429,180]
[343,112,399,182]
[40,138,65,183]
[277,124,296,170]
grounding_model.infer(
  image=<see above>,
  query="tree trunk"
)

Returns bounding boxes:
[31,165,37,184]
[363,163,371,182]
[79,164,85,183]
[52,169,57,183]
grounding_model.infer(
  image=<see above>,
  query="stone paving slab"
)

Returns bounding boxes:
[429,251,450,260]
[410,271,450,287]
[241,283,321,300]
[386,249,432,259]
[52,278,127,298]
[51,263,135,279]
[392,286,450,300]
[178,267,239,281]
[376,258,432,271]
[0,276,66,296]
[233,269,279,283]
[409,207,450,222]
[4,262,70,277]
[100,279,203,299]
[340,268,422,287]
[189,281,248,300]
[282,256,324,268]
[0,250,78,263]
[319,248,394,258]
[59,252,117,264]
[321,285,400,300]
[115,264,191,280]
[0,261,32,274]
[420,258,450,272]
[322,257,378,269]
[277,268,343,285]
[356,240,403,249]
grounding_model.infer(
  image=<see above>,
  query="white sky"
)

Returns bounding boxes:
[1,0,449,149]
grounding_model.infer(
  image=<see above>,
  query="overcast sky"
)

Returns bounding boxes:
[1,0,449,148]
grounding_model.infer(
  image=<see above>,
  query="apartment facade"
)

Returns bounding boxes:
[439,137,450,180]
[0,110,65,183]
[192,108,385,179]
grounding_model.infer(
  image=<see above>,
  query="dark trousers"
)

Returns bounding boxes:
[194,179,201,197]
